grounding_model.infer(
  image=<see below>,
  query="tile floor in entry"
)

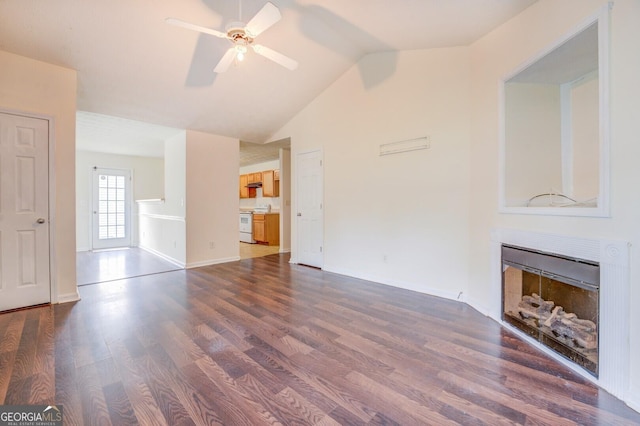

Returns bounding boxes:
[77,244,282,285]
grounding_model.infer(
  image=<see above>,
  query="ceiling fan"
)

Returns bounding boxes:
[166,1,298,73]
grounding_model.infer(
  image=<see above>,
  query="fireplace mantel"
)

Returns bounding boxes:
[490,229,630,401]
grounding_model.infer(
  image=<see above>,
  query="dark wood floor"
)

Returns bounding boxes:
[2,254,639,425]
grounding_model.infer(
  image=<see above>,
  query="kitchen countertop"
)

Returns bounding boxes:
[239,209,280,214]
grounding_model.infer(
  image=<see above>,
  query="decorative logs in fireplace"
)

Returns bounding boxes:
[516,293,597,350]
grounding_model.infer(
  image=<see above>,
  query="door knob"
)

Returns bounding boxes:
[36,218,46,224]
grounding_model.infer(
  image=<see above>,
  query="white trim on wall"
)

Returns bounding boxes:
[186,256,241,269]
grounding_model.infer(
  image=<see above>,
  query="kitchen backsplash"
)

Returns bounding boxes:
[239,187,281,211]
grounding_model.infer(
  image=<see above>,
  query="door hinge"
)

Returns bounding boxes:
[320,246,323,252]
[320,159,322,166]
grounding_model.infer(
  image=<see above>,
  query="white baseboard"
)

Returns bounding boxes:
[279,248,291,254]
[57,291,80,304]
[139,245,185,268]
[186,256,241,269]
[76,246,90,252]
[465,296,492,318]
[322,264,464,303]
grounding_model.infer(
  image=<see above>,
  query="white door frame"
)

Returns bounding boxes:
[91,167,133,250]
[0,107,57,305]
[294,148,324,268]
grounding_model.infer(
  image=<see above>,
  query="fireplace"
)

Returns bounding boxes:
[502,244,600,376]
[491,229,630,402]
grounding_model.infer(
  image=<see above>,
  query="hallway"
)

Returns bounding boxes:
[77,244,283,285]
[76,248,181,286]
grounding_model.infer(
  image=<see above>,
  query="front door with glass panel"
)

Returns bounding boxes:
[92,168,131,250]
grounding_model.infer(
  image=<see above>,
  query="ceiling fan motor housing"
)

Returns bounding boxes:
[226,22,254,45]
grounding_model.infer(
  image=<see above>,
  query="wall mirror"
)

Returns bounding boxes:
[500,6,610,217]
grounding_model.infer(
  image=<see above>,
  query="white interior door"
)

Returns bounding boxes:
[0,112,51,311]
[92,168,131,250]
[296,150,323,268]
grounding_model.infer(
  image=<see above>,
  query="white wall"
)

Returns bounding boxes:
[0,50,78,303]
[504,83,562,204]
[185,130,239,267]
[272,47,472,299]
[468,0,640,410]
[138,130,239,267]
[138,132,186,265]
[571,76,599,201]
[76,150,164,251]
[239,159,281,211]
[270,0,640,411]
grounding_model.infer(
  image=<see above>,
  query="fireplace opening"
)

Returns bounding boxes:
[502,244,600,376]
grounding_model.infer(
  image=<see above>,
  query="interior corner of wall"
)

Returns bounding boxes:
[626,384,640,415]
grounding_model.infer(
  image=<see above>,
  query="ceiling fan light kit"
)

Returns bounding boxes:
[166,1,298,73]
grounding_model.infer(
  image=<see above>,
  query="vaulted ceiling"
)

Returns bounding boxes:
[0,0,535,151]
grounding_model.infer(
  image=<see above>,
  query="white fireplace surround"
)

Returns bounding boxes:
[490,228,630,402]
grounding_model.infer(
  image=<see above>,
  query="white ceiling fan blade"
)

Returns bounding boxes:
[214,48,237,73]
[253,44,298,70]
[245,2,281,37]
[165,18,228,39]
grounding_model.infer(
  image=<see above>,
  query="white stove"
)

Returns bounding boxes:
[239,204,271,243]
[239,211,254,243]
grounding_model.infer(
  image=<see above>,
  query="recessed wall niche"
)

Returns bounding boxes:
[499,5,610,217]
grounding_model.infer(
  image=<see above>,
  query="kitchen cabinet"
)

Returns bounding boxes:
[262,169,280,197]
[248,172,262,184]
[252,213,279,245]
[239,174,256,198]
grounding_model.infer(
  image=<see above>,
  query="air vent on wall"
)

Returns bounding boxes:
[379,136,430,156]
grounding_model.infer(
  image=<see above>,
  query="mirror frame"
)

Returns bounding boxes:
[499,4,610,217]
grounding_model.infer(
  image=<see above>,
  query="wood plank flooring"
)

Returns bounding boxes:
[2,253,639,425]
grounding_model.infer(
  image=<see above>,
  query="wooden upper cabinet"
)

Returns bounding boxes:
[240,170,278,199]
[248,172,262,184]
[239,174,256,199]
[262,170,279,197]
[239,174,249,198]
